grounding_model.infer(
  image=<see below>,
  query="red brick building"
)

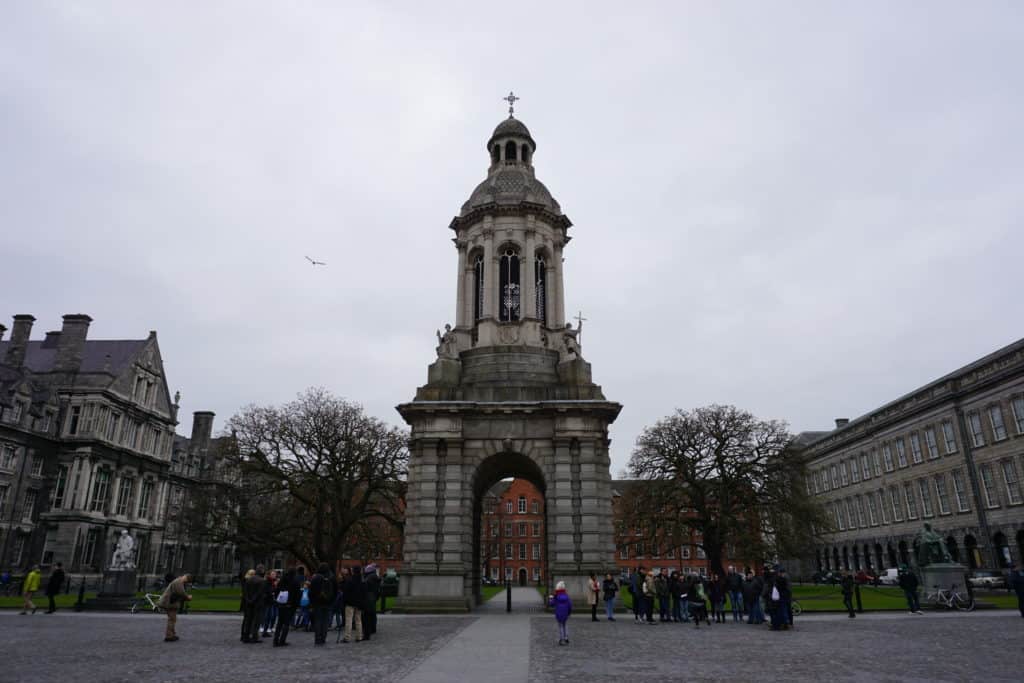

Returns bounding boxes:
[480,479,545,586]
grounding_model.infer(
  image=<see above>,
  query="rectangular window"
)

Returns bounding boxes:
[878,490,890,524]
[979,464,999,508]
[846,499,858,528]
[872,449,882,477]
[532,543,540,560]
[106,413,121,441]
[867,493,879,525]
[52,465,69,509]
[636,542,645,557]
[532,522,540,537]
[952,469,970,512]
[850,458,860,483]
[619,545,629,560]
[1001,460,1023,505]
[895,439,908,468]
[666,547,676,559]
[882,444,895,472]
[518,522,527,537]
[518,496,527,514]
[115,477,134,516]
[22,489,37,521]
[989,406,1007,441]
[533,567,541,581]
[855,497,867,528]
[903,482,918,519]
[861,453,871,480]
[837,502,845,530]
[12,400,25,424]
[68,405,81,435]
[681,547,691,559]
[918,479,934,517]
[531,500,539,514]
[924,428,939,459]
[90,470,111,512]
[505,543,513,559]
[504,522,513,537]
[968,412,985,447]
[935,475,951,515]
[840,461,849,486]
[41,412,53,433]
[519,543,526,560]
[830,465,839,488]
[0,485,7,514]
[909,433,923,464]
[144,381,155,406]
[505,501,513,514]
[137,480,154,519]
[142,428,154,453]
[30,456,44,477]
[1012,397,1024,435]
[942,420,958,453]
[696,547,706,559]
[12,536,26,566]
[821,469,830,492]
[505,567,512,581]
[890,487,903,521]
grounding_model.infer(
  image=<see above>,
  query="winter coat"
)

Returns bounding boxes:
[310,571,337,608]
[725,571,743,593]
[708,579,725,604]
[23,570,41,593]
[45,568,65,596]
[897,571,919,592]
[549,589,572,622]
[363,571,381,612]
[587,577,600,605]
[841,575,855,596]
[643,573,656,597]
[343,574,366,611]
[158,575,189,609]
[654,575,669,599]
[278,570,302,609]
[602,578,618,602]
[243,574,266,608]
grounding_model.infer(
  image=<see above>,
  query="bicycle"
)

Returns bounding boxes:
[129,593,164,614]
[923,583,974,611]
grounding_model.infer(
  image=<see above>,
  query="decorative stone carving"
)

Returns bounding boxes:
[561,322,581,360]
[435,324,458,359]
[498,324,521,345]
[110,529,136,569]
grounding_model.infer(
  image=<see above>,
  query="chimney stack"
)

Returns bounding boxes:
[54,314,92,373]
[42,331,62,348]
[4,315,35,368]
[834,418,849,429]
[0,323,6,341]
[191,411,215,458]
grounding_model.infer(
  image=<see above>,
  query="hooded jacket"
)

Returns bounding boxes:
[549,589,572,622]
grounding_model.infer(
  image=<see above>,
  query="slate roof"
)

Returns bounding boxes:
[460,168,561,216]
[0,339,146,375]
[487,116,535,149]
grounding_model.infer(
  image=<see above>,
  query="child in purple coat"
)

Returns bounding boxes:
[548,581,573,645]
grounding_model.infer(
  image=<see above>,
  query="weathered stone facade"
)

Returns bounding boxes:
[794,338,1024,576]
[395,113,621,611]
[0,314,235,583]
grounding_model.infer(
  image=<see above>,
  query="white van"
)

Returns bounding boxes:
[879,568,900,586]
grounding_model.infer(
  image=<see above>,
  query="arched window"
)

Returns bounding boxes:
[499,248,520,322]
[504,140,517,161]
[521,144,530,163]
[473,255,485,320]
[535,256,546,326]
[491,144,500,164]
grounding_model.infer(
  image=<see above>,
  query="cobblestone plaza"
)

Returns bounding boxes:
[5,606,1021,682]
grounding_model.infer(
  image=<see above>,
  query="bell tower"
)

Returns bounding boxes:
[396,98,621,612]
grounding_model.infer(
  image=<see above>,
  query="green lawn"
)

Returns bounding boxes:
[481,585,505,602]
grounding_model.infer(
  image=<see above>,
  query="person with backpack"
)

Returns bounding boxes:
[310,563,337,646]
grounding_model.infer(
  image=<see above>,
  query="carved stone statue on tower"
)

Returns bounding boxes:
[435,324,458,359]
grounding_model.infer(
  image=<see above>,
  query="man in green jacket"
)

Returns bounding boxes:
[21,565,41,614]
[158,573,193,642]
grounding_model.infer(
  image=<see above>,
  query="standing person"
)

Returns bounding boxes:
[709,573,726,623]
[297,580,312,629]
[629,568,642,623]
[642,567,657,624]
[587,572,600,622]
[655,569,670,622]
[668,571,682,623]
[548,580,573,645]
[764,569,783,631]
[725,566,744,623]
[601,572,618,621]
[273,567,300,647]
[331,568,348,631]
[20,565,41,615]
[362,563,381,641]
[261,570,278,637]
[776,566,793,628]
[44,562,66,614]
[158,573,193,642]
[241,566,267,643]
[310,562,336,646]
[898,566,923,615]
[1009,563,1024,618]
[746,571,765,625]
[341,566,365,643]
[840,571,856,618]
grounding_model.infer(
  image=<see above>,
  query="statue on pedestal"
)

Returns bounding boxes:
[110,530,136,570]
[562,322,581,360]
[435,324,458,359]
[915,522,952,567]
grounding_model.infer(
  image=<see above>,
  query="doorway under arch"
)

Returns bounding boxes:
[946,536,960,563]
[964,535,980,570]
[470,452,548,608]
[993,532,1010,568]
[874,543,884,569]
[898,541,909,566]
[886,543,897,568]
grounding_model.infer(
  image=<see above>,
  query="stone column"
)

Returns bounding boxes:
[454,242,468,327]
[523,225,537,319]
[482,222,495,319]
[463,256,475,326]
[553,241,565,328]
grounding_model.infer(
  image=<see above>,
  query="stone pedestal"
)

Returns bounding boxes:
[85,569,138,611]
[919,563,968,594]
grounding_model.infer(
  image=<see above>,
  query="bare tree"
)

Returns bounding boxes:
[624,404,830,576]
[192,387,408,570]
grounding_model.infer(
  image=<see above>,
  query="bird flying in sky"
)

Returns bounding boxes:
[305,256,326,266]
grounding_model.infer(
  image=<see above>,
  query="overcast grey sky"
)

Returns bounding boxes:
[3,1,1022,475]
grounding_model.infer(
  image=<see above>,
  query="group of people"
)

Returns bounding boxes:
[622,565,793,631]
[238,562,382,647]
[15,563,66,615]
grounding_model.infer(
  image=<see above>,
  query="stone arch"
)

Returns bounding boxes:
[898,540,910,566]
[946,536,960,563]
[852,545,861,570]
[491,143,501,164]
[521,144,531,164]
[993,531,1010,568]
[470,451,548,606]
[832,547,840,570]
[505,140,518,161]
[842,546,850,570]
[886,542,897,568]
[874,543,884,570]
[862,543,872,570]
[964,535,979,570]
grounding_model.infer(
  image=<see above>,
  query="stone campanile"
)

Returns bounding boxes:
[395,102,621,612]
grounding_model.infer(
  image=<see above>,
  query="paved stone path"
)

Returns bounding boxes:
[3,606,1021,681]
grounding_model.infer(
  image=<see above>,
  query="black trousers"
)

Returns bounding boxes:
[362,606,378,637]
[843,593,855,616]
[47,594,57,612]
[241,604,261,641]
[274,605,294,644]
[313,606,330,644]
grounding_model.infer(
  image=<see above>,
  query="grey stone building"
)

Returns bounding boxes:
[395,108,622,611]
[0,314,235,582]
[794,338,1024,576]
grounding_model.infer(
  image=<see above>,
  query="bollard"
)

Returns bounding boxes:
[74,580,85,612]
[855,583,864,613]
[65,576,71,595]
[506,580,512,613]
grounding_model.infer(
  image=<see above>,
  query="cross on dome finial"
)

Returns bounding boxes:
[503,91,519,118]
